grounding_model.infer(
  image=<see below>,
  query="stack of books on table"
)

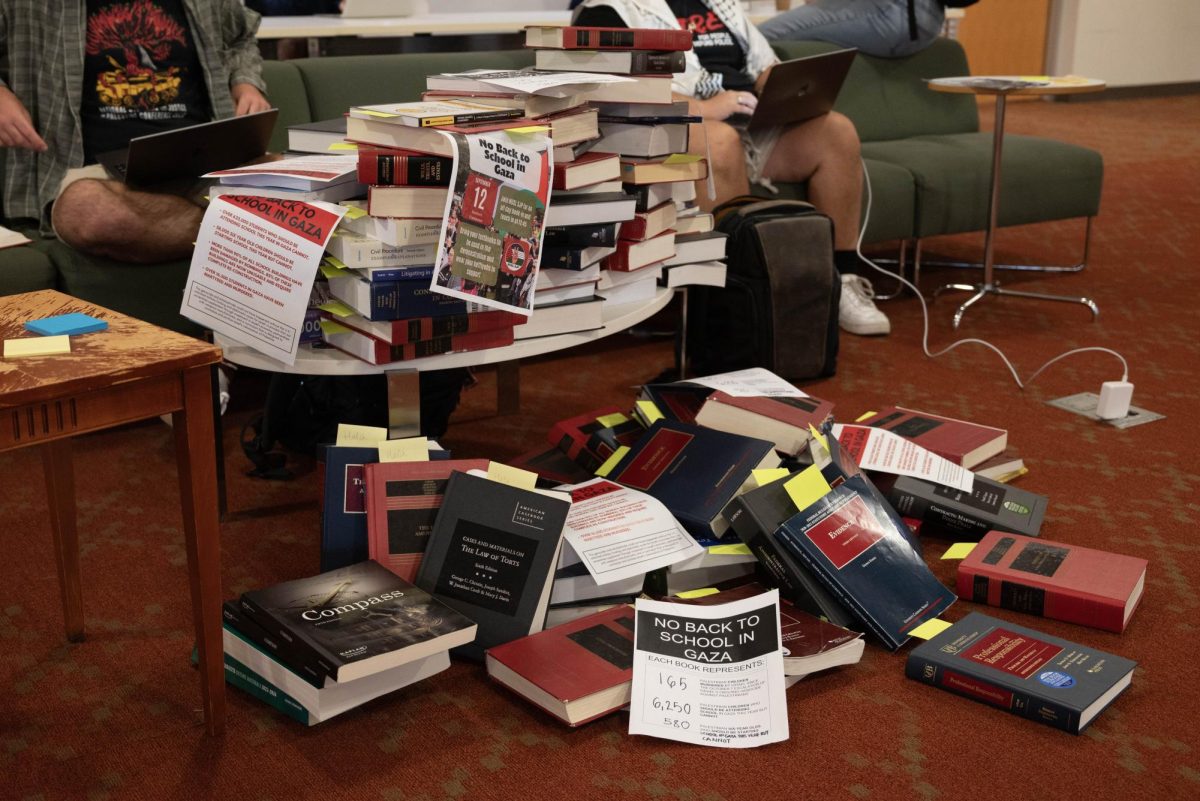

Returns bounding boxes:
[220,560,477,725]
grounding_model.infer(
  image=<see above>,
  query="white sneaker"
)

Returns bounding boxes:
[839,274,891,336]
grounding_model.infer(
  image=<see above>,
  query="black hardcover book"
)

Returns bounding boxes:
[637,381,713,424]
[875,473,1048,540]
[239,560,477,683]
[542,222,620,248]
[724,477,856,628]
[221,600,329,688]
[906,612,1136,734]
[415,471,570,661]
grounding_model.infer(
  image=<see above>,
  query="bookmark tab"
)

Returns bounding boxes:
[941,543,978,560]
[664,153,703,164]
[636,400,663,424]
[319,261,352,279]
[4,335,71,357]
[328,142,358,151]
[855,411,877,422]
[377,436,428,463]
[324,255,348,271]
[676,588,720,599]
[784,465,832,512]
[596,412,628,428]
[752,467,790,487]
[708,543,752,556]
[807,424,829,451]
[318,319,351,335]
[595,445,630,477]
[341,205,368,220]
[487,461,538,491]
[908,619,953,641]
[356,108,397,118]
[335,423,388,447]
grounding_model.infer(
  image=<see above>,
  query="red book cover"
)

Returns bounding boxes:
[551,151,621,190]
[601,230,675,272]
[957,530,1148,633]
[526,25,693,52]
[364,459,490,581]
[357,147,453,186]
[332,309,524,345]
[547,405,626,470]
[617,201,676,242]
[693,391,833,457]
[484,605,635,727]
[327,325,514,365]
[858,405,1008,468]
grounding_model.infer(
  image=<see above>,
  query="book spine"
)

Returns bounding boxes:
[359,266,435,283]
[222,602,328,687]
[602,246,633,272]
[358,151,453,186]
[386,327,514,362]
[618,216,649,241]
[238,595,339,678]
[905,653,1078,734]
[222,651,314,726]
[562,27,692,52]
[628,51,687,74]
[365,283,469,321]
[958,567,1125,634]
[541,247,585,270]
[543,224,617,248]
[549,424,602,472]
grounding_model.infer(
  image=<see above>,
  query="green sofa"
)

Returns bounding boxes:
[0,38,1103,333]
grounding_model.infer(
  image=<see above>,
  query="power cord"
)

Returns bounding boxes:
[853,158,1132,417]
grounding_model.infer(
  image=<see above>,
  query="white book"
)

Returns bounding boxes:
[208,182,364,203]
[593,123,689,159]
[662,260,727,289]
[536,263,602,290]
[338,201,442,247]
[554,179,624,197]
[663,232,728,267]
[326,230,437,269]
[597,264,663,291]
[537,281,601,304]
[598,272,661,306]
[206,153,358,190]
[513,296,605,340]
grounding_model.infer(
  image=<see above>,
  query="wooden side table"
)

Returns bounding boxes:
[0,290,226,735]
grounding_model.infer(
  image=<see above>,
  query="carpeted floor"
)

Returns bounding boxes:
[2,94,1198,801]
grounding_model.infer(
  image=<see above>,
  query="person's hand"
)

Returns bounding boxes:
[231,83,272,116]
[698,90,758,121]
[0,86,48,151]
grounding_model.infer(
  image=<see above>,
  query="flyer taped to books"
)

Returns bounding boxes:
[831,423,974,492]
[181,195,345,364]
[430,131,552,316]
[629,591,789,748]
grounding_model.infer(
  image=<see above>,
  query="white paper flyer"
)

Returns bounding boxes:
[629,591,789,748]
[181,195,345,364]
[688,368,807,398]
[436,69,634,97]
[560,478,704,585]
[832,423,974,492]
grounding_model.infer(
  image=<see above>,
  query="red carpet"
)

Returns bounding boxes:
[2,94,1198,800]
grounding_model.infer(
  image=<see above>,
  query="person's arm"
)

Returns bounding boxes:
[0,85,47,151]
[218,0,271,115]
[678,91,756,122]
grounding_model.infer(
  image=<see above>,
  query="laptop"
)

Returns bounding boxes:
[747,48,857,133]
[338,0,424,18]
[96,108,278,188]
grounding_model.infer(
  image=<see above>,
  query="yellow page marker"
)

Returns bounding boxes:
[595,445,630,477]
[855,411,877,422]
[356,108,398,118]
[784,465,832,512]
[709,543,752,556]
[941,543,977,561]
[753,467,790,487]
[636,400,663,424]
[807,423,829,451]
[319,261,352,279]
[317,299,356,318]
[596,412,628,428]
[4,335,71,358]
[663,153,703,164]
[328,142,358,151]
[506,125,551,134]
[487,461,538,491]
[319,319,351,335]
[1019,75,1051,82]
[341,205,368,220]
[324,255,348,270]
[676,588,719,599]
[335,423,388,447]
[378,436,429,463]
[908,618,953,641]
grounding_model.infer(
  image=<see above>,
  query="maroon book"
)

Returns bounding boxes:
[327,309,524,346]
[364,460,490,582]
[695,391,835,456]
[357,147,453,186]
[858,405,1007,468]
[524,25,693,52]
[507,444,596,487]
[547,405,626,472]
[551,151,621,191]
[324,324,514,365]
[958,531,1148,633]
[484,605,635,726]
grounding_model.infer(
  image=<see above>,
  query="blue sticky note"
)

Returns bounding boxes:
[25,313,108,337]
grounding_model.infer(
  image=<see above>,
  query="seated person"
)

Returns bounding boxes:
[759,0,946,59]
[572,0,889,336]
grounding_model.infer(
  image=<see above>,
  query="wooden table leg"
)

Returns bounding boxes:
[496,361,520,416]
[172,366,225,736]
[41,438,83,643]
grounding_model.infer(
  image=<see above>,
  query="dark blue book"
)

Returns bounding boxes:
[358,265,435,283]
[328,273,469,321]
[606,419,780,541]
[906,612,1136,734]
[775,473,955,651]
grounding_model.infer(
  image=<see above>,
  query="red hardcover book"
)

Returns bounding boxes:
[694,391,835,456]
[356,147,453,186]
[617,201,677,242]
[552,151,622,191]
[507,444,596,487]
[323,324,514,365]
[364,459,490,581]
[957,531,1148,633]
[601,230,675,272]
[328,309,524,346]
[484,605,635,727]
[524,25,693,52]
[547,405,626,472]
[857,405,1007,469]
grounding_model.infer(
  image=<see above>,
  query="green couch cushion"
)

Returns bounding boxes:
[771,38,978,144]
[0,237,58,295]
[293,50,536,120]
[863,133,1103,237]
[262,59,313,153]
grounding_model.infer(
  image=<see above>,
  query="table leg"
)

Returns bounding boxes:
[496,362,521,416]
[172,366,225,736]
[386,369,421,439]
[42,439,83,643]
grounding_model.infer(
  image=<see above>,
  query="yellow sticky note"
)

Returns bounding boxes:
[807,424,829,451]
[328,142,358,151]
[357,108,398,118]
[378,436,429,463]
[335,423,389,446]
[753,468,790,487]
[855,411,877,423]
[908,618,953,641]
[487,461,538,491]
[941,543,978,561]
[4,335,71,358]
[596,412,628,428]
[595,445,630,477]
[784,465,832,512]
[506,125,551,134]
[1019,75,1050,82]
[676,588,720,599]
[324,255,348,271]
[317,299,356,318]
[341,205,368,220]
[664,153,703,164]
[319,319,351,335]
[708,543,752,556]
[636,400,663,424]
[319,261,352,279]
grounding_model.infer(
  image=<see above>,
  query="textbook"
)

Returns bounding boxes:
[876,473,1048,540]
[534,49,686,75]
[542,222,619,249]
[513,295,605,340]
[957,531,1148,633]
[238,560,477,684]
[287,117,348,153]
[366,185,451,219]
[524,25,693,52]
[421,89,586,119]
[337,201,443,247]
[858,405,1008,469]
[594,122,689,159]
[602,230,676,272]
[905,612,1136,734]
[327,272,472,321]
[551,152,622,191]
[349,100,522,128]
[356,147,453,186]
[695,391,834,457]
[322,320,514,365]
[543,191,637,228]
[326,231,437,271]
[619,156,708,185]
[617,201,677,242]
[327,308,523,346]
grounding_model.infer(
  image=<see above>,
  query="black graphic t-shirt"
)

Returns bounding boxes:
[80,0,212,163]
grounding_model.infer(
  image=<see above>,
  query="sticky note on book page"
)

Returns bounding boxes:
[908,619,953,640]
[784,465,832,512]
[378,437,428,463]
[487,461,538,491]
[335,423,388,446]
[941,543,977,560]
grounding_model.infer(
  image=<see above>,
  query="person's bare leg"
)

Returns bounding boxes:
[52,178,203,263]
[689,120,751,213]
[760,111,862,250]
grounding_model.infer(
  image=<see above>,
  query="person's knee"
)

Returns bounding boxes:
[825,112,861,160]
[705,122,746,173]
[52,179,133,252]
